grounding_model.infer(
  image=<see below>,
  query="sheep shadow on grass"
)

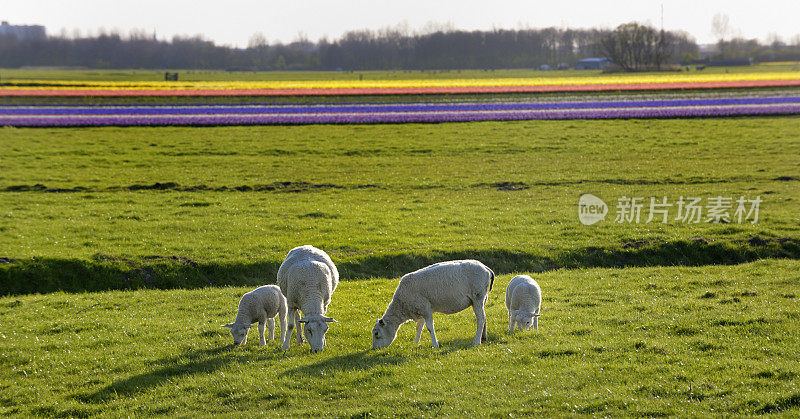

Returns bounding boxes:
[282,338,483,379]
[83,345,281,402]
[282,349,408,377]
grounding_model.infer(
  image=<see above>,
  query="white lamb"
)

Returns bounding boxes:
[277,245,339,353]
[372,259,495,349]
[505,274,542,332]
[222,285,287,346]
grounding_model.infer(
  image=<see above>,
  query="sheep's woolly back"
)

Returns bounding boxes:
[277,245,339,315]
[386,259,493,320]
[505,275,541,315]
[234,285,287,325]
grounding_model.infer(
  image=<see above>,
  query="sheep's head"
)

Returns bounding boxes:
[298,314,337,353]
[512,310,539,331]
[372,318,398,349]
[222,323,252,345]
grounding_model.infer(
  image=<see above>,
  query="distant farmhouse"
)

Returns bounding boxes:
[0,21,46,41]
[575,58,609,70]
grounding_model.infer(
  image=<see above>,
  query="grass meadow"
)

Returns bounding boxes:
[1,116,799,416]
[2,62,799,82]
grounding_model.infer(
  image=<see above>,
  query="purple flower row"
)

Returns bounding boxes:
[3,104,799,126]
[1,96,799,116]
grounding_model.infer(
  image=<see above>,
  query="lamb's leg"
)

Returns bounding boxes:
[258,321,267,346]
[267,318,275,341]
[472,303,487,346]
[279,312,287,345]
[508,310,515,333]
[533,316,539,330]
[282,309,295,351]
[424,313,438,348]
[295,310,304,345]
[414,318,425,345]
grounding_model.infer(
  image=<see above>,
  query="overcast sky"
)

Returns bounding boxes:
[4,0,799,47]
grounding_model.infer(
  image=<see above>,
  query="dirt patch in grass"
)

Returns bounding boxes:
[748,235,792,246]
[1,181,383,194]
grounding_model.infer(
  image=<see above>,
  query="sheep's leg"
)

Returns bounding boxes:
[508,310,515,333]
[294,310,304,345]
[533,316,539,330]
[258,321,267,346]
[424,314,438,348]
[472,303,487,346]
[414,318,425,345]
[282,309,295,351]
[278,312,287,345]
[481,295,488,342]
[267,318,275,341]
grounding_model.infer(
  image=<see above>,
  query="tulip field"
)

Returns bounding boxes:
[1,69,800,126]
[1,67,800,416]
[1,94,800,126]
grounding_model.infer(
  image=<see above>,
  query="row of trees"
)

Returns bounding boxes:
[2,23,797,72]
[0,25,702,71]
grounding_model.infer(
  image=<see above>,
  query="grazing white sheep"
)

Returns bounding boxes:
[222,285,287,346]
[505,275,541,332]
[277,245,339,353]
[372,259,494,349]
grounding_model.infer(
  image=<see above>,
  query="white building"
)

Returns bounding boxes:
[0,21,46,41]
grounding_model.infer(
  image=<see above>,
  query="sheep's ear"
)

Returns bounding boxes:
[222,324,234,328]
[298,317,309,323]
[378,318,385,326]
[322,316,338,323]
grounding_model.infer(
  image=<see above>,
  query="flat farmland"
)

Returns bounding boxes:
[1,70,799,416]
[1,118,799,416]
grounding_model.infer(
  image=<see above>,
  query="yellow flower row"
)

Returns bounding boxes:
[2,72,799,90]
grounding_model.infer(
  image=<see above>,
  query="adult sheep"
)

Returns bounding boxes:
[372,259,494,349]
[277,245,339,353]
[505,274,541,331]
[222,285,287,346]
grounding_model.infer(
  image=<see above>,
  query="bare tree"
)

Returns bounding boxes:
[711,13,731,42]
[599,23,673,71]
[248,32,268,49]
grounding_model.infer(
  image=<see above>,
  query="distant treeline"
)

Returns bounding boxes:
[714,38,800,62]
[0,26,797,71]
[0,27,681,70]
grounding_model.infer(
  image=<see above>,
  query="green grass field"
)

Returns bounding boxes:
[1,261,798,417]
[2,62,799,83]
[1,116,799,416]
